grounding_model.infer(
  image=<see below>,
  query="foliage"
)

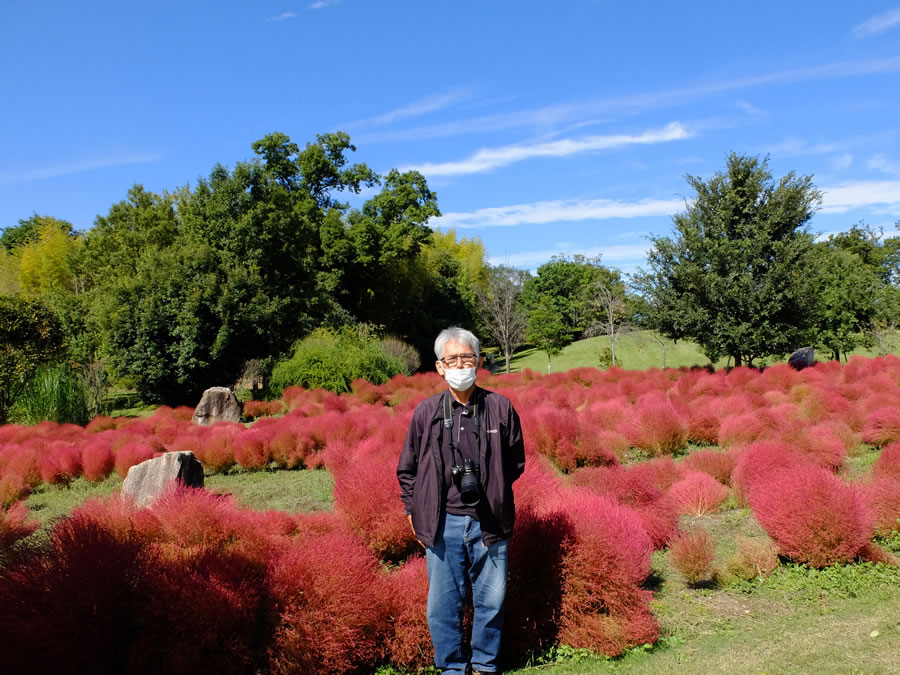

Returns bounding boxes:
[270,327,406,394]
[0,213,75,251]
[18,218,81,296]
[8,364,91,426]
[526,295,573,373]
[0,295,65,423]
[748,464,872,568]
[809,246,880,360]
[635,153,821,366]
[669,529,717,585]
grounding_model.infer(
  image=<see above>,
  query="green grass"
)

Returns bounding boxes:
[23,468,334,533]
[508,330,900,375]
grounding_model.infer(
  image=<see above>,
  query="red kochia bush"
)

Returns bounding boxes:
[748,464,873,568]
[682,449,737,485]
[669,529,716,585]
[731,441,812,506]
[862,476,900,536]
[384,556,433,671]
[668,471,729,516]
[0,501,39,549]
[556,492,658,657]
[81,437,115,482]
[863,406,900,445]
[114,441,156,478]
[873,442,900,480]
[619,392,689,456]
[267,532,389,675]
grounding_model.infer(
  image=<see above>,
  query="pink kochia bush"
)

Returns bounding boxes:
[0,501,39,549]
[668,471,729,516]
[748,464,873,568]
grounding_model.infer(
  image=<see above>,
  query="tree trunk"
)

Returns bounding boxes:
[547,353,552,374]
[610,337,616,367]
[504,350,511,374]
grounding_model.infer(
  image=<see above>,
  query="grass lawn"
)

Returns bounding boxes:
[20,464,900,674]
[507,330,900,375]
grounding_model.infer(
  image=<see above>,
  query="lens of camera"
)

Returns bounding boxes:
[458,460,481,506]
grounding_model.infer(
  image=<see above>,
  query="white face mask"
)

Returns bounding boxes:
[443,366,477,391]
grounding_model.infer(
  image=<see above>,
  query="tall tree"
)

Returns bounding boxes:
[634,153,821,366]
[476,265,529,373]
[584,278,632,367]
[526,295,573,373]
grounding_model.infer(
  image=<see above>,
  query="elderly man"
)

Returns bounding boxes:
[397,327,526,675]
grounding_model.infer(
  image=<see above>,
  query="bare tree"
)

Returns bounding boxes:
[585,279,632,367]
[476,265,529,374]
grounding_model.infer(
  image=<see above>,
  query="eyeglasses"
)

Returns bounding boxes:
[440,353,478,367]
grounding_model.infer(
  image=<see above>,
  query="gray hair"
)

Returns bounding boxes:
[434,327,480,361]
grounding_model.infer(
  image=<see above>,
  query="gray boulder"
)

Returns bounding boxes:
[788,346,815,371]
[192,386,242,425]
[122,451,204,508]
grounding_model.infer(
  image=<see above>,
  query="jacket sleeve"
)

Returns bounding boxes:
[397,407,422,515]
[505,403,526,482]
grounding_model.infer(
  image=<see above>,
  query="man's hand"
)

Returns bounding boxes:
[407,514,424,549]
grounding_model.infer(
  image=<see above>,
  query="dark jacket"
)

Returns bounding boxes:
[397,386,526,547]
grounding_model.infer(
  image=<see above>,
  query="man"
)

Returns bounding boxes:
[397,327,526,675]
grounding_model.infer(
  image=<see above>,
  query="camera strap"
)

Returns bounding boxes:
[442,392,479,467]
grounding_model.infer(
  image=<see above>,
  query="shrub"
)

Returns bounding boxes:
[266,532,389,674]
[619,392,689,456]
[682,449,737,485]
[731,441,811,506]
[862,476,900,537]
[243,399,285,420]
[39,442,82,486]
[863,406,900,445]
[504,507,573,662]
[873,442,900,480]
[0,475,30,508]
[0,501,39,549]
[379,336,421,376]
[748,464,873,568]
[270,327,406,395]
[668,471,729,516]
[81,437,115,482]
[722,537,779,581]
[556,493,659,657]
[113,441,156,479]
[384,556,432,671]
[233,429,272,470]
[669,529,716,585]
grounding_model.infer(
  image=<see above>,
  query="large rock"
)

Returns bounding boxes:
[192,386,242,425]
[788,346,815,371]
[122,451,204,507]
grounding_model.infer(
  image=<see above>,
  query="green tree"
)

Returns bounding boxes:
[634,153,821,366]
[522,255,623,340]
[19,220,81,296]
[1,214,74,252]
[526,295,573,373]
[809,247,880,361]
[0,295,65,423]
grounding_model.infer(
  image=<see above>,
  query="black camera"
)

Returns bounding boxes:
[451,459,481,506]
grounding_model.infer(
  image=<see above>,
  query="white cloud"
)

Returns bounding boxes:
[358,56,900,144]
[869,153,900,177]
[820,179,900,213]
[767,137,840,155]
[404,122,692,177]
[852,8,900,38]
[432,196,683,229]
[342,89,471,129]
[265,11,297,22]
[309,0,339,8]
[832,153,854,170]
[0,153,164,184]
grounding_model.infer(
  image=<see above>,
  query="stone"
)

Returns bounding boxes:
[192,386,242,425]
[122,451,204,507]
[788,346,815,371]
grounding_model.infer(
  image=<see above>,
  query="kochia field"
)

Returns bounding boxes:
[1,357,899,674]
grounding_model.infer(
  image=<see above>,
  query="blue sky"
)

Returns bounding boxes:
[2,1,900,275]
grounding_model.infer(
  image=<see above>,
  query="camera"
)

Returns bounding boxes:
[451,459,481,506]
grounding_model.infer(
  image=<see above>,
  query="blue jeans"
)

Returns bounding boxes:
[425,513,508,674]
